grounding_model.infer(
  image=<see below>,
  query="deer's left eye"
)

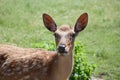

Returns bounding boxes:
[70,33,75,38]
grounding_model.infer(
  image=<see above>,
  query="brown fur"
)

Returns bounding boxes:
[58,25,72,31]
[0,45,58,80]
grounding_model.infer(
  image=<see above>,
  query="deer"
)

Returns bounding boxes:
[0,13,88,80]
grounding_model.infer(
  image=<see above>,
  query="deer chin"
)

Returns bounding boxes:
[57,50,70,56]
[56,49,66,55]
[58,52,69,56]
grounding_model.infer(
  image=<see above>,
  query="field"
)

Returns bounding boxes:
[0,0,120,80]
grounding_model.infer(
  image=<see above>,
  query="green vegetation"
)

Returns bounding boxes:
[70,42,95,80]
[0,0,120,80]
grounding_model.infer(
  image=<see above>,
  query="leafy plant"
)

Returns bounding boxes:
[70,42,96,80]
[32,41,95,80]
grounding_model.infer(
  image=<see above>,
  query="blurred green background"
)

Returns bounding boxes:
[0,0,120,80]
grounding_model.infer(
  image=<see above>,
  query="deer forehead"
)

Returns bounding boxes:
[55,25,74,36]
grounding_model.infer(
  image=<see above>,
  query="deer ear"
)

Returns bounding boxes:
[74,13,88,33]
[43,13,57,32]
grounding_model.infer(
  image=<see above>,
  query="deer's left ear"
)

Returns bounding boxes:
[74,13,88,33]
[43,13,57,32]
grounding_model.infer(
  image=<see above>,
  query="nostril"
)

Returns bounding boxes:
[59,45,65,49]
[58,45,65,53]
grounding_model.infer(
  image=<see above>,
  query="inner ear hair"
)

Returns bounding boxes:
[74,13,88,33]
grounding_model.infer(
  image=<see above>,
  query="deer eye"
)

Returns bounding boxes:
[54,33,60,38]
[70,33,75,38]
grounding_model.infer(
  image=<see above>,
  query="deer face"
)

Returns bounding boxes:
[53,25,75,55]
[43,13,88,55]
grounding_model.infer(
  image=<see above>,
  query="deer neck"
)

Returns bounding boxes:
[49,50,74,80]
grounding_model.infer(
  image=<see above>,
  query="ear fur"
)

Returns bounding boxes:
[74,13,88,33]
[43,13,57,32]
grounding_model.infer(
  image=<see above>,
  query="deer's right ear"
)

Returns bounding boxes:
[74,13,88,33]
[43,13,57,32]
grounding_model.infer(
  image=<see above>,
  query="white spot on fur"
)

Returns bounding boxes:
[24,75,30,79]
[23,67,29,72]
[34,78,39,80]
[46,56,50,59]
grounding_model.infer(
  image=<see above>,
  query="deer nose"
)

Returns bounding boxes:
[58,45,66,53]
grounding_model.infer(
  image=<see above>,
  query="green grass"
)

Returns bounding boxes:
[0,0,120,80]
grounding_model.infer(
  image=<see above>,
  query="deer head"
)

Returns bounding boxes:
[43,13,88,55]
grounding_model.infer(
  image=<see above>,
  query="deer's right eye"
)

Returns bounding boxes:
[54,33,60,39]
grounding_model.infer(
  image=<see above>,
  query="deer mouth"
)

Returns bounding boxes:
[57,51,68,56]
[57,45,69,55]
[57,49,68,54]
